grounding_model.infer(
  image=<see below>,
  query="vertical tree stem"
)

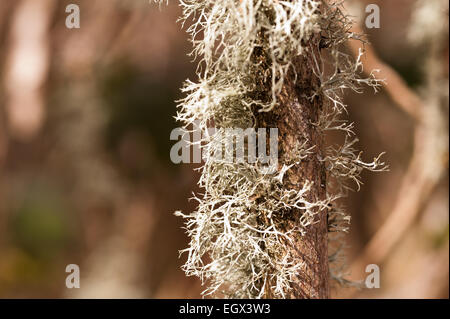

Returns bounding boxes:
[256,36,329,299]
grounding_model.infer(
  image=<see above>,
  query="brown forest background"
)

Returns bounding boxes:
[0,0,448,298]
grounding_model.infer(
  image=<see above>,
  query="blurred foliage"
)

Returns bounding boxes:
[99,61,180,177]
[10,183,73,260]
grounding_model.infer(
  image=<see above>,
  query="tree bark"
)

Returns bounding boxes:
[255,35,329,299]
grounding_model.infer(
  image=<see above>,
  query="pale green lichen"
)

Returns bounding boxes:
[156,0,387,298]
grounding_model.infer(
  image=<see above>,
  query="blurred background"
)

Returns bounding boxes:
[0,0,448,298]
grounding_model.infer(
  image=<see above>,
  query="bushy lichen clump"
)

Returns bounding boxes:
[157,0,386,298]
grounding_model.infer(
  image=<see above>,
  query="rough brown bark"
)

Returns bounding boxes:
[255,34,329,299]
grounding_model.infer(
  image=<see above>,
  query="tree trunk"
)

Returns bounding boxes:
[255,35,329,299]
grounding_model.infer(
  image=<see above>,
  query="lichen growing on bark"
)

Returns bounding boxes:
[156,0,387,298]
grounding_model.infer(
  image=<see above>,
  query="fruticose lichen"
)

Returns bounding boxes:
[156,0,387,298]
